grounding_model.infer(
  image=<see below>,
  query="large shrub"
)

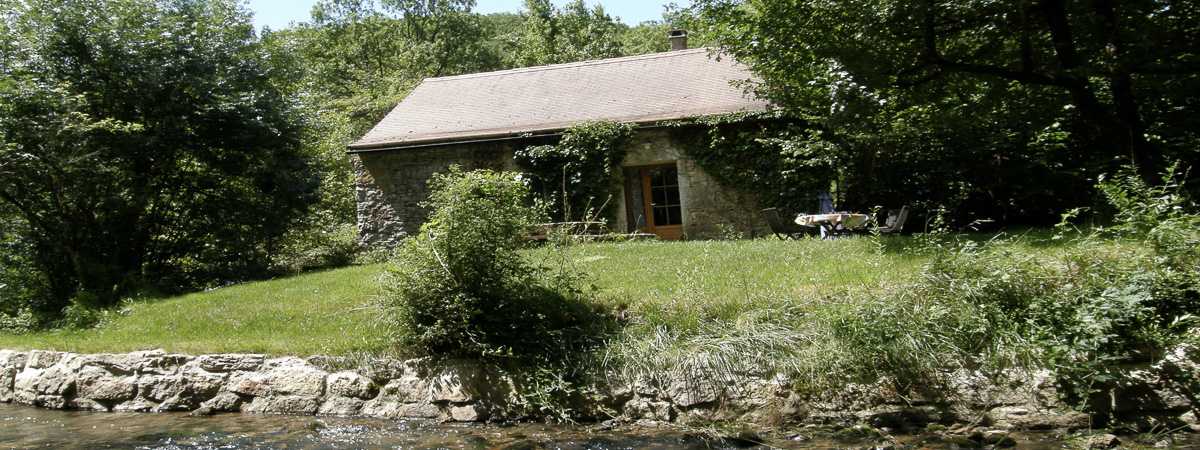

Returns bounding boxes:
[805,168,1200,411]
[0,0,318,315]
[514,121,633,223]
[380,167,609,362]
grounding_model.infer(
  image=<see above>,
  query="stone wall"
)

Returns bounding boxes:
[352,142,519,248]
[0,349,496,421]
[614,129,769,239]
[352,129,770,247]
[3,347,1200,432]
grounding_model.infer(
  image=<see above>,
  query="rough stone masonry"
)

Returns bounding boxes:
[3,347,1200,432]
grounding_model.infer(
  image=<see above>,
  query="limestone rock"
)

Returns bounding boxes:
[133,351,191,375]
[242,395,320,415]
[14,365,76,398]
[113,398,158,412]
[228,371,271,397]
[200,391,244,412]
[263,359,327,397]
[196,354,265,372]
[67,397,109,412]
[449,403,488,422]
[1084,433,1120,449]
[430,363,483,403]
[327,372,375,399]
[377,375,429,403]
[624,397,673,422]
[989,406,1090,430]
[360,399,441,419]
[398,402,442,419]
[137,375,185,402]
[318,397,365,416]
[75,366,136,403]
[667,379,719,408]
[25,351,64,369]
[0,350,26,403]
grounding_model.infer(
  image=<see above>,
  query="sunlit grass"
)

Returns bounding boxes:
[0,231,1100,357]
[0,265,390,356]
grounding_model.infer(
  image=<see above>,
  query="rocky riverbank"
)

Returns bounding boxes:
[2,346,1199,434]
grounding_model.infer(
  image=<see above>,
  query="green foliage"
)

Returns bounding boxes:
[689,0,1200,225]
[0,213,49,330]
[504,0,627,67]
[380,167,610,362]
[258,1,673,281]
[812,170,1199,411]
[272,223,362,274]
[0,0,318,317]
[514,121,634,222]
[670,112,837,212]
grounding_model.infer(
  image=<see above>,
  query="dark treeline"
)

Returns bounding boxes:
[0,0,687,326]
[1,0,1197,327]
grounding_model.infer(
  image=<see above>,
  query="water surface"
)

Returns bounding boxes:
[0,403,1191,449]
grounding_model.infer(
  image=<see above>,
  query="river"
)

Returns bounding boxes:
[2,403,1194,449]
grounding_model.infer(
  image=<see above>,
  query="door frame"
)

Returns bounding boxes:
[631,163,683,240]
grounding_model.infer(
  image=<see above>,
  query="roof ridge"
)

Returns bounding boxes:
[423,48,717,83]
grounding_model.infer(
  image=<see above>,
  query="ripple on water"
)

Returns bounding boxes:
[3,403,1195,449]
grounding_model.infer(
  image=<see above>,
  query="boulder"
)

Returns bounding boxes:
[0,351,27,403]
[667,378,720,408]
[263,360,327,398]
[25,351,64,369]
[377,375,430,403]
[113,398,158,412]
[200,392,244,412]
[359,399,441,419]
[624,397,673,422]
[242,395,320,415]
[137,375,185,402]
[75,366,136,403]
[133,351,191,375]
[988,406,1090,430]
[14,365,75,398]
[67,397,108,412]
[1084,433,1120,449]
[430,363,483,403]
[228,371,271,397]
[327,372,375,399]
[318,397,365,416]
[449,403,488,422]
[195,354,265,372]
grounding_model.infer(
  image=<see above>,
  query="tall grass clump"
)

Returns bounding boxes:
[380,167,611,363]
[807,167,1199,411]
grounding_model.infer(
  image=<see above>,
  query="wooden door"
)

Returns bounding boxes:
[639,165,683,240]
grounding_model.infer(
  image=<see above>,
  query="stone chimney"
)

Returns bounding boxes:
[668,29,688,51]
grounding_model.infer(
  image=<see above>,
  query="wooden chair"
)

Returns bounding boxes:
[761,208,814,239]
[876,206,909,234]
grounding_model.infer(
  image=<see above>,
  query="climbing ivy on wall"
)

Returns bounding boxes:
[667,111,839,213]
[514,121,635,222]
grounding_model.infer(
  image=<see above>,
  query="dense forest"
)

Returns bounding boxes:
[2,0,1197,327]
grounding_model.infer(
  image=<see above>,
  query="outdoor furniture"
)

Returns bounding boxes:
[876,206,910,234]
[795,212,871,239]
[761,208,814,239]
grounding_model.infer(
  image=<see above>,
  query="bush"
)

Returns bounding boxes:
[513,121,633,222]
[271,222,362,274]
[804,167,1199,410]
[380,167,610,362]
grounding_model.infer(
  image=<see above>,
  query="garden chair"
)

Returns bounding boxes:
[761,208,814,239]
[876,206,909,234]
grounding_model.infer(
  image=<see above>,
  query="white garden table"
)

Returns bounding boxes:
[795,213,871,239]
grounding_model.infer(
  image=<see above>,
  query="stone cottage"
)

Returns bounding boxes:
[349,35,773,245]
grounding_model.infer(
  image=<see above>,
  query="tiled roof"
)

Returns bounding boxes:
[348,48,770,151]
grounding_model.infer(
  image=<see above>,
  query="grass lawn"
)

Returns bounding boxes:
[0,232,1082,356]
